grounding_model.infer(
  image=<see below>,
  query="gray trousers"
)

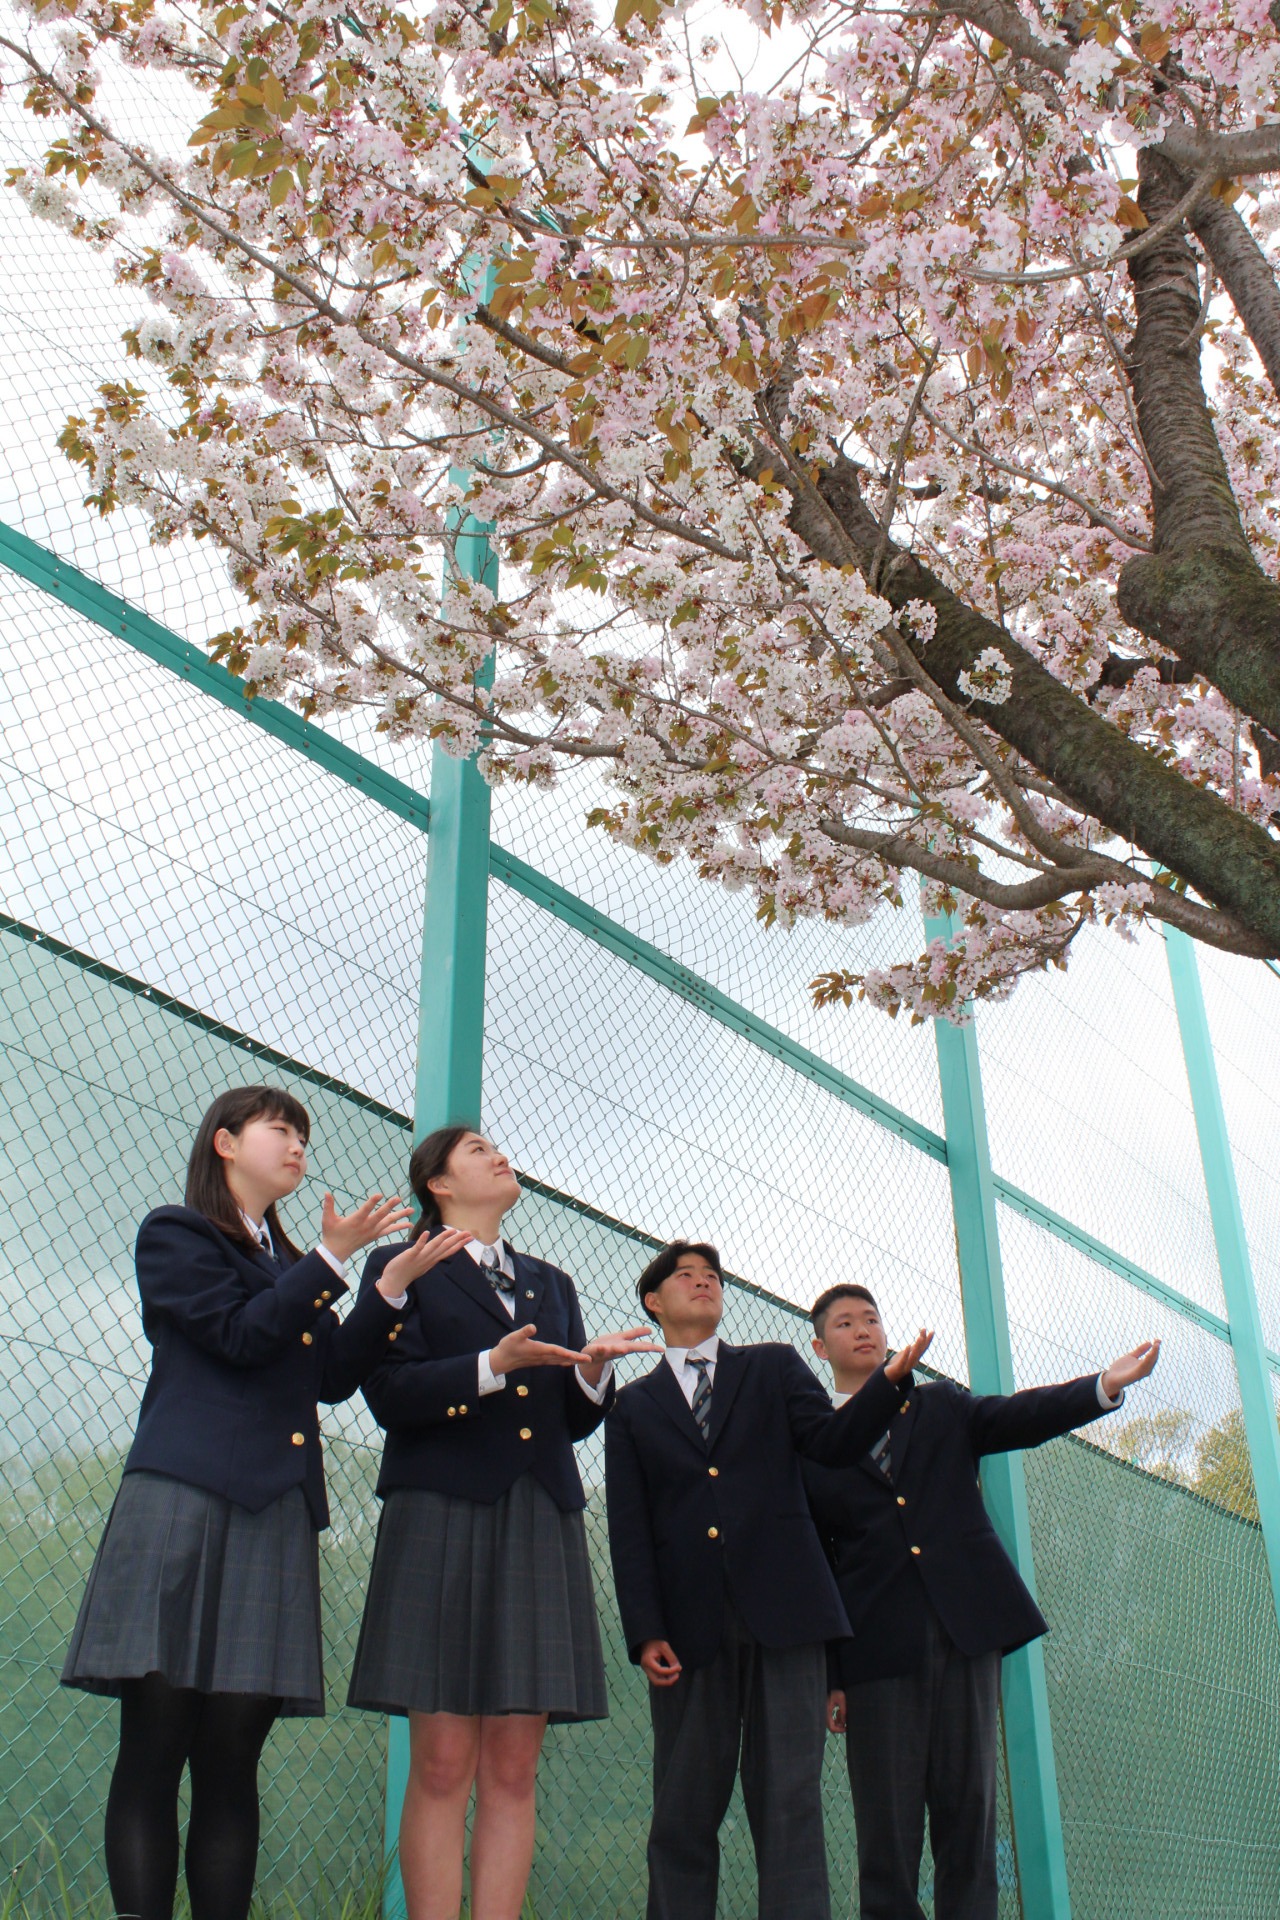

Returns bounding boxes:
[647,1603,831,1920]
[844,1607,1000,1920]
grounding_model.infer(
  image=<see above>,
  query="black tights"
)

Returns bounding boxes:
[104,1672,279,1920]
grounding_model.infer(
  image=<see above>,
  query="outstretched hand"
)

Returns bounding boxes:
[578,1324,665,1386]
[583,1325,665,1364]
[1100,1339,1161,1400]
[490,1323,590,1377]
[885,1328,934,1383]
[376,1227,472,1302]
[321,1192,416,1264]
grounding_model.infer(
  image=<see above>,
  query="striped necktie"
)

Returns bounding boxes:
[870,1429,892,1481]
[687,1355,712,1441]
[480,1244,514,1294]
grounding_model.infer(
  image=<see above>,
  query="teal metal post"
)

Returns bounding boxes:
[926,913,1072,1920]
[383,502,498,1918]
[1165,925,1280,1627]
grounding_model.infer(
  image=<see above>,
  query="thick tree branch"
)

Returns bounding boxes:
[813,822,1275,953]
[1116,147,1280,741]
[937,1,1069,79]
[763,442,1280,954]
[1157,124,1280,181]
[1186,193,1280,403]
[817,822,1099,905]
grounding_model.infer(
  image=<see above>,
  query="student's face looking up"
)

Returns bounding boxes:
[646,1252,724,1340]
[214,1114,307,1213]
[428,1132,522,1219]
[812,1297,888,1379]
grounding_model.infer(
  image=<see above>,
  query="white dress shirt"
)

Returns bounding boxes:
[664,1333,721,1405]
[470,1238,611,1404]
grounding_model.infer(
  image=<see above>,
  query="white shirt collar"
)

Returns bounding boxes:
[831,1389,851,1408]
[241,1209,272,1254]
[664,1332,721,1374]
[464,1235,512,1276]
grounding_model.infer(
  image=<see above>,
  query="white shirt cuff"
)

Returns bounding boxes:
[1096,1374,1124,1411]
[315,1245,346,1278]
[382,1291,409,1310]
[576,1360,613,1404]
[479,1349,506,1396]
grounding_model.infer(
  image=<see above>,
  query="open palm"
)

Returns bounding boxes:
[1101,1341,1161,1399]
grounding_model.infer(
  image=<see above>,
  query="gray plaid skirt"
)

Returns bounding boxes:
[348,1473,608,1722]
[61,1470,325,1716]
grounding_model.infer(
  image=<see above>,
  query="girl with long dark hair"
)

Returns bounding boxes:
[348,1126,659,1920]
[62,1085,470,1920]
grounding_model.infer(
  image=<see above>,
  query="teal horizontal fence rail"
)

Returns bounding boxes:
[492,849,944,1160]
[3,523,1266,1372]
[0,522,432,835]
[989,1178,1271,1360]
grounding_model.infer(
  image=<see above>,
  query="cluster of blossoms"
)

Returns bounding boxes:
[3,0,1280,1016]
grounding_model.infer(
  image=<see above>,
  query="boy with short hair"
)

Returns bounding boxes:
[605,1244,934,1920]
[804,1282,1160,1920]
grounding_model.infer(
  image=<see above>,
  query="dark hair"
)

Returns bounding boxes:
[407,1125,479,1240]
[810,1283,879,1339]
[184,1085,311,1257]
[637,1241,723,1323]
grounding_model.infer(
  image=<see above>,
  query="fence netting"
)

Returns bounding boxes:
[3,53,1280,1920]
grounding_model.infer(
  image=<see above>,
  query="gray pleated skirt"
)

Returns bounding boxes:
[348,1473,608,1722]
[61,1470,325,1716]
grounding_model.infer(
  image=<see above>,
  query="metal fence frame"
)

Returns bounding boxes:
[3,517,1279,1920]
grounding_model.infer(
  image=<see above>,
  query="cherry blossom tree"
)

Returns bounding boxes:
[4,0,1280,1015]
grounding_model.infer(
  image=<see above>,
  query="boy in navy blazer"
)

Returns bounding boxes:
[605,1243,934,1920]
[803,1283,1160,1920]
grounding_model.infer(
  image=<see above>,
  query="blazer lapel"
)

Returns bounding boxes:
[441,1247,517,1332]
[704,1343,748,1449]
[510,1250,544,1328]
[245,1240,282,1283]
[641,1357,707,1450]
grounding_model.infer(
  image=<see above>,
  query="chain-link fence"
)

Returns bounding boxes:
[4,558,1280,1917]
[4,55,1280,1919]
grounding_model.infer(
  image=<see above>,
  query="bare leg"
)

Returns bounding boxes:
[399,1713,481,1920]
[469,1714,548,1920]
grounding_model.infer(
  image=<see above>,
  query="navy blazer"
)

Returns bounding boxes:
[803,1372,1117,1684]
[358,1236,612,1512]
[604,1342,904,1671]
[124,1205,402,1527]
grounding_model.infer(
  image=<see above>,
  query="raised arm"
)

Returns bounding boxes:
[968,1342,1160,1456]
[352,1245,481,1427]
[789,1329,936,1467]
